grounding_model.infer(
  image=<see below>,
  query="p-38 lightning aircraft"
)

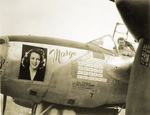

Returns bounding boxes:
[1,0,149,115]
[0,23,137,115]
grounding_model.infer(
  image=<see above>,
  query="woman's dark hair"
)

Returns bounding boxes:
[22,48,45,69]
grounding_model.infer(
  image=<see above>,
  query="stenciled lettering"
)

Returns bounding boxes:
[72,81,95,89]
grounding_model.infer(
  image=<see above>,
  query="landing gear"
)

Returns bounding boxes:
[32,103,120,115]
[32,103,55,115]
[32,103,78,115]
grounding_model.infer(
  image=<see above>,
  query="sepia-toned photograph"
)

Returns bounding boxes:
[19,45,47,81]
[0,0,149,115]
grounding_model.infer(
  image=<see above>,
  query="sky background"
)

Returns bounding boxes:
[0,0,123,43]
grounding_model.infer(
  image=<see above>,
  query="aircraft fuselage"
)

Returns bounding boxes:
[0,35,133,109]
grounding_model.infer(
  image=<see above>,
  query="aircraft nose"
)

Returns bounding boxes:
[115,0,150,40]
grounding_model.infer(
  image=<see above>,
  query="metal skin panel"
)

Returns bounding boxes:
[1,42,49,103]
[1,36,134,108]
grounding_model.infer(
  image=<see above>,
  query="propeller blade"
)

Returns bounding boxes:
[126,39,150,115]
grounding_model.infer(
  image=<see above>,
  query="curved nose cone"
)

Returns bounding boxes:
[115,0,150,40]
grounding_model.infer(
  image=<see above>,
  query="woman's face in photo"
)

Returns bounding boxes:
[30,52,41,70]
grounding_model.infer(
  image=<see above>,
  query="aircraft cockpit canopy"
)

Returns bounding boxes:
[88,34,137,57]
[88,35,115,51]
[88,23,138,57]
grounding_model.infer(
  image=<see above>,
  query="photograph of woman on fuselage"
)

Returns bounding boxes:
[19,45,47,81]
